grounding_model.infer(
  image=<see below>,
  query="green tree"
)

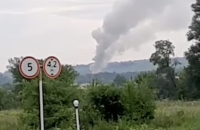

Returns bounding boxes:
[149,40,177,99]
[185,0,200,99]
[175,70,197,100]
[6,57,29,95]
[0,88,18,110]
[7,57,23,83]
[134,71,157,90]
[113,74,126,86]
[150,40,175,71]
[122,80,155,123]
[83,81,155,126]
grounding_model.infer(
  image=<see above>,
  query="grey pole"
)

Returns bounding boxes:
[73,100,80,130]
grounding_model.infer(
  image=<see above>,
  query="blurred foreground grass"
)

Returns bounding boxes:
[0,101,200,130]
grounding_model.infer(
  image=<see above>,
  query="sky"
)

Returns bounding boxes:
[0,0,195,72]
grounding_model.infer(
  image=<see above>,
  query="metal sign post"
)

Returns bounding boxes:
[73,100,80,130]
[39,66,44,130]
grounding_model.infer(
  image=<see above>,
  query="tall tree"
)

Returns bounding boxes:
[149,40,177,99]
[150,40,175,71]
[7,57,23,83]
[184,0,200,98]
[113,74,126,86]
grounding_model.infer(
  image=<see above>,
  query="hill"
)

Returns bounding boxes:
[0,57,187,85]
[0,72,13,85]
[74,57,187,74]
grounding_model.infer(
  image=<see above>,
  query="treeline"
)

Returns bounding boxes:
[0,57,187,85]
[76,71,139,84]
[0,73,12,85]
[0,71,141,85]
[0,65,185,86]
[73,57,187,74]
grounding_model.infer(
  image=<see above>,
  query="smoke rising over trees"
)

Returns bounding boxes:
[90,0,193,73]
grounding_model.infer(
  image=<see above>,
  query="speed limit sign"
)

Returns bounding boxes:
[19,56,40,79]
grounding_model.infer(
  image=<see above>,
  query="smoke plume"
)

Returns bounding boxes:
[90,0,192,73]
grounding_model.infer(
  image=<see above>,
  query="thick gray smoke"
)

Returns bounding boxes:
[90,0,193,73]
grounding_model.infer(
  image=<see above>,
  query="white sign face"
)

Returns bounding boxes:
[19,56,40,79]
[43,56,62,79]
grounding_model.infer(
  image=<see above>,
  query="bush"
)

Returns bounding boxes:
[122,80,156,123]
[85,84,125,122]
[84,79,156,126]
[0,88,18,110]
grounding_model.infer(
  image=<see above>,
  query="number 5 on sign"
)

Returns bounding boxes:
[43,56,62,79]
[19,56,40,79]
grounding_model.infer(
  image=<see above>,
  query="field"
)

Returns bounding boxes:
[0,101,200,130]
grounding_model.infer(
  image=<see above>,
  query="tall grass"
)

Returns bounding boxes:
[1,101,200,130]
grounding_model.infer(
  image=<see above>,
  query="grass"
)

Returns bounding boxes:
[0,101,200,130]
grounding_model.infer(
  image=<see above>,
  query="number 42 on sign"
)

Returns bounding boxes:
[43,56,62,79]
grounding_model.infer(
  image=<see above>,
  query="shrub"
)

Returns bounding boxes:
[122,80,156,123]
[84,79,156,125]
[85,84,125,122]
[0,88,18,110]
[79,103,100,130]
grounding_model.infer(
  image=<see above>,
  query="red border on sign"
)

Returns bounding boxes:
[43,56,62,79]
[19,56,40,79]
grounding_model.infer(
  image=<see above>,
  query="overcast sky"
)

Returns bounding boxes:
[0,0,195,72]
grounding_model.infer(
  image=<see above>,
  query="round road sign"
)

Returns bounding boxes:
[19,56,40,79]
[43,56,62,79]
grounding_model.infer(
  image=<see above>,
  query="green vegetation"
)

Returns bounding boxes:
[0,101,200,130]
[1,0,200,130]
